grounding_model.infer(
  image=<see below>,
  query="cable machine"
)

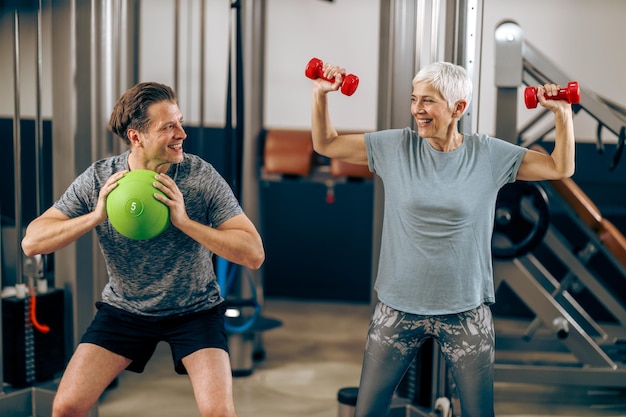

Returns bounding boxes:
[1,0,136,415]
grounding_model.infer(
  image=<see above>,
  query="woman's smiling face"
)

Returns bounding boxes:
[410,81,456,140]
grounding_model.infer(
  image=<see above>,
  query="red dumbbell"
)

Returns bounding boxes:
[305,57,359,96]
[524,81,580,109]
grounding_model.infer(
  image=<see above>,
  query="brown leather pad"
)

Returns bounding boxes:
[330,159,373,179]
[598,218,626,267]
[263,130,314,176]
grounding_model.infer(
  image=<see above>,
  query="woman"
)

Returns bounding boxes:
[310,61,574,417]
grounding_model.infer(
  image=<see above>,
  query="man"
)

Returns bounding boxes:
[22,81,264,417]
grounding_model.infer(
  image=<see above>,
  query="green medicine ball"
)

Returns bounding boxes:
[106,170,170,240]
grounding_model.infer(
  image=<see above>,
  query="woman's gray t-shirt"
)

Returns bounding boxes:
[54,151,243,316]
[365,128,527,315]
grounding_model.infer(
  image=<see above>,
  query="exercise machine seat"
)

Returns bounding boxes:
[263,129,314,176]
[330,159,374,179]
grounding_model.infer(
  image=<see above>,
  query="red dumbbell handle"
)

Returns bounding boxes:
[305,58,359,96]
[524,81,580,109]
[305,58,332,82]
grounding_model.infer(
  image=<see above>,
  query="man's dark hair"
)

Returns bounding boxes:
[109,82,177,145]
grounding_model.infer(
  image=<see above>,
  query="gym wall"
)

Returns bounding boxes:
[2,0,625,302]
[2,0,624,135]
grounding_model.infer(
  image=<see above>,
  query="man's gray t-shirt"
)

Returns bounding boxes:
[54,150,243,316]
[365,128,527,315]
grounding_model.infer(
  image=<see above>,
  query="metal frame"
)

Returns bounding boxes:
[1,0,135,414]
[495,257,617,369]
[494,256,626,387]
[240,0,265,319]
[539,208,626,328]
[493,20,626,388]
[495,21,626,149]
[1,3,66,414]
[0,6,62,414]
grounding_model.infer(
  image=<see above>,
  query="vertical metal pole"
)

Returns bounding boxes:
[239,0,265,356]
[35,0,44,216]
[457,0,484,134]
[494,21,523,143]
[240,0,265,226]
[93,0,104,158]
[51,0,98,355]
[1,17,5,381]
[113,0,121,102]
[0,183,3,395]
[233,1,244,197]
[198,0,206,151]
[128,0,140,87]
[186,3,193,115]
[430,0,441,64]
[11,2,37,392]
[90,0,110,300]
[0,203,3,395]
[173,0,180,94]
[374,0,419,307]
[13,8,23,288]
[35,0,50,280]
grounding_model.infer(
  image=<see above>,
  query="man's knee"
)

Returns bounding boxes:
[52,393,96,417]
[197,402,237,417]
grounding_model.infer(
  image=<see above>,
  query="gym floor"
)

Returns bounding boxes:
[97,298,626,417]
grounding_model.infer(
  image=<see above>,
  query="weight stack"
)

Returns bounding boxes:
[2,288,65,388]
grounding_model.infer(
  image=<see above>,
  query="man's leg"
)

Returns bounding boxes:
[183,347,237,417]
[53,343,131,417]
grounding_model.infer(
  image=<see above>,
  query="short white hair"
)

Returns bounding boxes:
[413,62,473,113]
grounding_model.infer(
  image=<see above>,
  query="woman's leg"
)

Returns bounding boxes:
[436,304,495,417]
[354,302,426,417]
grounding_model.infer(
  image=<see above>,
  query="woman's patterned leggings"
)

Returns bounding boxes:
[354,302,495,417]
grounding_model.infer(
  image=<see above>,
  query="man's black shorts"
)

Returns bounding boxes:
[81,301,228,374]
